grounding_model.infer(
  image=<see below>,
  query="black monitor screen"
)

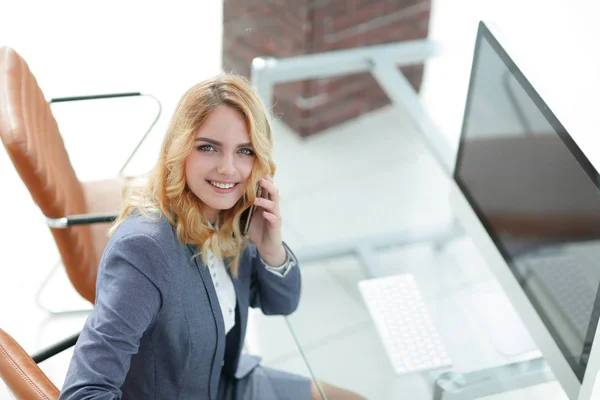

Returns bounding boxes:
[455,22,600,381]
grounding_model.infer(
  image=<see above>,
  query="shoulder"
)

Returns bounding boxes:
[104,211,180,267]
[100,212,178,288]
[112,211,176,244]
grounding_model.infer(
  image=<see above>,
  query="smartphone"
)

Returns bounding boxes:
[240,183,263,236]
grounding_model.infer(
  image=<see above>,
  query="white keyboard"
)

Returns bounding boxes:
[358,274,453,375]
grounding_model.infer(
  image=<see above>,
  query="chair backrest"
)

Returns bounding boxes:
[0,46,98,303]
[0,328,59,400]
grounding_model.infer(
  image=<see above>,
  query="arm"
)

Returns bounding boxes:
[249,242,301,316]
[58,234,166,400]
[45,212,118,229]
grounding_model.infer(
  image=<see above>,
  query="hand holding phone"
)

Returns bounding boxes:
[245,176,286,266]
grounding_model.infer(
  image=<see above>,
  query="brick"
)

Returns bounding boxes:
[331,5,387,33]
[222,0,431,137]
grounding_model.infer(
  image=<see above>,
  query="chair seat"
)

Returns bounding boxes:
[0,329,59,400]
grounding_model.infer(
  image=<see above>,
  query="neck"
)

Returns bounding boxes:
[206,211,219,227]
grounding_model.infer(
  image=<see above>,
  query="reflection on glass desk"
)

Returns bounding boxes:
[282,241,569,400]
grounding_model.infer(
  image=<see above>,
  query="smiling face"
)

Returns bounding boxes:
[184,105,255,223]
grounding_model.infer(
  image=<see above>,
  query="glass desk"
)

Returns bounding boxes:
[279,237,570,400]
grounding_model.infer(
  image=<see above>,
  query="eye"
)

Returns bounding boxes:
[197,144,215,152]
[239,148,255,156]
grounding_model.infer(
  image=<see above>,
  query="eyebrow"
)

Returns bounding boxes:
[195,137,252,148]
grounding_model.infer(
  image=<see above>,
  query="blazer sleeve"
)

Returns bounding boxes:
[249,241,301,315]
[59,234,167,400]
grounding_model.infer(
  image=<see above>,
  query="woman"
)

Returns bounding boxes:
[59,74,364,400]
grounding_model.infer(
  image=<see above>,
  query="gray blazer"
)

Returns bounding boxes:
[59,212,301,400]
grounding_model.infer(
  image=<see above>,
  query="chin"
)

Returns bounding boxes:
[211,202,238,211]
[203,196,242,211]
[191,184,245,212]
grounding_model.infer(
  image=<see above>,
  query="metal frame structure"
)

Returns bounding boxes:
[35,92,162,316]
[250,38,552,399]
[250,39,459,276]
[49,92,163,178]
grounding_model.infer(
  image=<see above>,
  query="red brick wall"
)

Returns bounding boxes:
[223,0,431,137]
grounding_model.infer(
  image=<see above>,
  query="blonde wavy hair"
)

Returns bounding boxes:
[110,74,276,276]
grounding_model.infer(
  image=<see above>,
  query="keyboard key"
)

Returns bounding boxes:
[358,273,453,376]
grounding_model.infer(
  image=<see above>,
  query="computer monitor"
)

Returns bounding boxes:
[449,21,600,399]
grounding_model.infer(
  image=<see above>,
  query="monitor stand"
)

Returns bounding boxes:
[432,357,553,400]
[432,279,555,399]
[466,279,538,357]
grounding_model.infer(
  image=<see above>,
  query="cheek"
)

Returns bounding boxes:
[184,155,210,192]
[185,154,210,176]
[239,159,254,179]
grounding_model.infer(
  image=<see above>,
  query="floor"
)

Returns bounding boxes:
[0,89,571,399]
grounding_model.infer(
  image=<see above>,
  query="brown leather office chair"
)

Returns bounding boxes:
[0,46,159,307]
[0,46,159,370]
[0,328,59,400]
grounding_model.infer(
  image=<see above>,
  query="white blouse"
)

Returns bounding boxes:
[205,248,295,334]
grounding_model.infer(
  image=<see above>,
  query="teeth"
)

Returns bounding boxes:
[210,181,235,189]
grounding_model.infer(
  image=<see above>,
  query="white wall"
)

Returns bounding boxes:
[421,0,600,167]
[0,0,223,180]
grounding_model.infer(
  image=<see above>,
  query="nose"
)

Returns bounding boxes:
[216,153,236,176]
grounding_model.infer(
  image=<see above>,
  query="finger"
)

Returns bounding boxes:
[262,211,281,225]
[259,178,280,202]
[255,197,279,216]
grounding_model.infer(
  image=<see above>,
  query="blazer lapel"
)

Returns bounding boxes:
[186,244,225,398]
[187,245,226,334]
